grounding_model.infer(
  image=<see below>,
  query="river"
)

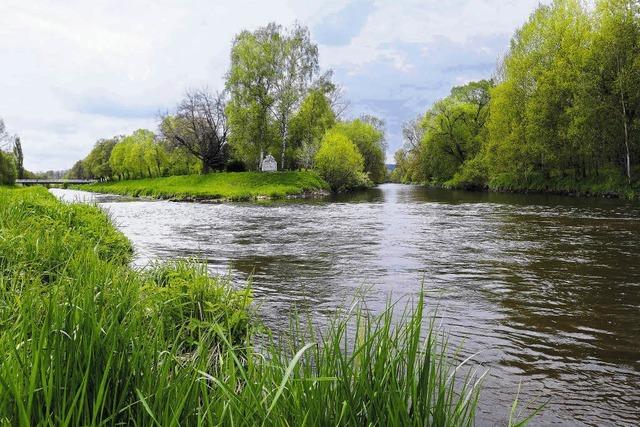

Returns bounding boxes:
[50,184,640,426]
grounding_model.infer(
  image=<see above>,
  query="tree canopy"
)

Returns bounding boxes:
[393,0,640,197]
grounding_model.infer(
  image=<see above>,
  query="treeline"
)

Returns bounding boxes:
[0,118,25,185]
[393,0,640,197]
[68,23,386,191]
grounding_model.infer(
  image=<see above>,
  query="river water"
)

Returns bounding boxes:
[50,184,640,426]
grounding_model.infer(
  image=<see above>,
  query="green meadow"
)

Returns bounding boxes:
[78,171,330,201]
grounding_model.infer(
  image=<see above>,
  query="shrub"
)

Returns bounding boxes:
[314,130,366,191]
[0,151,17,185]
[447,156,489,190]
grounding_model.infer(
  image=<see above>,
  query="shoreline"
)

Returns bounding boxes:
[390,181,638,201]
[73,186,332,203]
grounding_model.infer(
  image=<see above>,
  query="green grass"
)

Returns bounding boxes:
[78,171,330,201]
[0,186,538,425]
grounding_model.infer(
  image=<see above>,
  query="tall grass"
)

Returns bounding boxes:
[0,186,537,425]
[77,171,330,201]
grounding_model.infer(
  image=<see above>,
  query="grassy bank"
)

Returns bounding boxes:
[77,171,330,201]
[0,186,536,425]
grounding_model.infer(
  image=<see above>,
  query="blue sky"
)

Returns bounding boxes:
[0,0,546,171]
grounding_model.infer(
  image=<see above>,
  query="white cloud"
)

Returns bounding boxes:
[0,0,547,170]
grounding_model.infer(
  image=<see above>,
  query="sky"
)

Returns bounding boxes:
[0,0,547,172]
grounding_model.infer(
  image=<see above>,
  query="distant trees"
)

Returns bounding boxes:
[393,0,640,195]
[0,118,19,185]
[68,128,198,180]
[64,23,386,192]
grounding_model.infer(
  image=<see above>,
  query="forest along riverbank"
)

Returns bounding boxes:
[0,185,501,426]
[75,171,330,202]
[51,184,640,426]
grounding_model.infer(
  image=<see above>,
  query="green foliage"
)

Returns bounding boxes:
[396,0,640,198]
[12,137,24,179]
[314,129,369,191]
[226,23,285,170]
[0,187,252,425]
[226,23,325,170]
[289,89,336,168]
[83,137,119,179]
[109,129,166,180]
[80,171,329,201]
[333,119,387,184]
[0,150,17,185]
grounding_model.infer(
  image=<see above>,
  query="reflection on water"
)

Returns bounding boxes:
[50,185,640,426]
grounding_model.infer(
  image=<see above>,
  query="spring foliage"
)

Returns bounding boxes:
[394,0,640,198]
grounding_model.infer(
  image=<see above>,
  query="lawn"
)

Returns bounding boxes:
[79,171,330,201]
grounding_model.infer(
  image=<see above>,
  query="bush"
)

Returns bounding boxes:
[0,151,17,185]
[446,156,489,190]
[314,130,367,191]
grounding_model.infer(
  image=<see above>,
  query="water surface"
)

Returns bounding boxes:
[51,185,640,426]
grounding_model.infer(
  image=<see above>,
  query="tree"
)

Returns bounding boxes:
[226,23,320,170]
[289,89,336,168]
[591,0,640,183]
[402,115,425,153]
[161,89,229,174]
[66,160,87,179]
[0,151,17,185]
[273,24,319,169]
[486,0,593,187]
[333,119,386,183]
[226,24,282,169]
[314,129,366,191]
[0,119,10,151]
[84,137,118,179]
[12,137,24,179]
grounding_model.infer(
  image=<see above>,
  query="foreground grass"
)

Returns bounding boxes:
[77,171,330,201]
[0,186,536,425]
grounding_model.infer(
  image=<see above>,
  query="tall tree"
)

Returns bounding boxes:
[12,137,24,179]
[273,24,319,169]
[592,0,640,183]
[161,89,229,174]
[226,23,319,170]
[226,23,281,169]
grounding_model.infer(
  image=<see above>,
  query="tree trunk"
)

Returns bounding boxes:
[202,159,211,174]
[280,119,288,171]
[620,87,631,184]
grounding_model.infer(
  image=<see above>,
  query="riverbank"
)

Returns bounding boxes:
[394,176,639,200]
[0,186,514,425]
[75,171,330,201]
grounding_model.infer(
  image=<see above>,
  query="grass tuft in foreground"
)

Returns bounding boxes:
[0,186,537,425]
[77,171,330,201]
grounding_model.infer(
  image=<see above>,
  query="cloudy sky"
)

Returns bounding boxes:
[0,0,546,171]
